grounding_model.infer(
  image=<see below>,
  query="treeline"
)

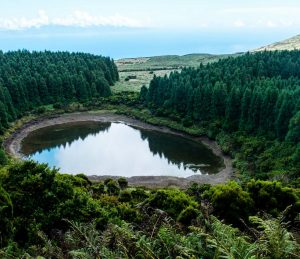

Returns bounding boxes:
[22,122,111,155]
[0,161,299,257]
[0,50,118,131]
[141,51,300,142]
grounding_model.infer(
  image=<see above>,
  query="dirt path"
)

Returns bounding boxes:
[4,112,233,187]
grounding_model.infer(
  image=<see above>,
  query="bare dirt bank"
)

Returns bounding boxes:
[4,112,233,187]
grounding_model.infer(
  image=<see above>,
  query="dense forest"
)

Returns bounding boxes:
[0,50,118,132]
[141,51,300,179]
[142,51,300,140]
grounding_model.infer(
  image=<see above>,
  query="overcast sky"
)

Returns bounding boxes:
[0,1,299,57]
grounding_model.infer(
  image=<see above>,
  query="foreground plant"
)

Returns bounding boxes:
[249,212,300,258]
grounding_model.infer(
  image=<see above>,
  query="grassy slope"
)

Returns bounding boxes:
[112,69,174,93]
[113,53,240,93]
[254,34,300,51]
[113,34,300,93]
[116,54,233,71]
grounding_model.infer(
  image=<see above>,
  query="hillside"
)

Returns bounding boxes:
[254,34,300,51]
[113,53,240,92]
[116,53,235,72]
[113,35,300,93]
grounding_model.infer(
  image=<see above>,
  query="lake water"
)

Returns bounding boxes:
[21,121,223,177]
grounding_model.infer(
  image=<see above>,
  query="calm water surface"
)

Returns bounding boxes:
[21,122,223,177]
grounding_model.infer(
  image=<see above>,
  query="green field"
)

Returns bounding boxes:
[112,69,176,92]
[113,53,240,92]
[116,54,232,71]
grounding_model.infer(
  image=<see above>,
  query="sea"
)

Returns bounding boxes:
[0,26,297,59]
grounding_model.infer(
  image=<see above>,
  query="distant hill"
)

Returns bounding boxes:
[116,53,239,72]
[254,34,300,51]
[114,35,300,93]
[117,34,300,73]
[114,53,242,92]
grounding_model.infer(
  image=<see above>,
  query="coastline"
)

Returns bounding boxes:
[4,111,233,187]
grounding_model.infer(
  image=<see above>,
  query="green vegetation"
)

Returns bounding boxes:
[112,69,173,93]
[0,161,299,258]
[141,50,300,180]
[0,50,118,133]
[116,54,238,72]
[0,49,300,257]
[113,53,240,93]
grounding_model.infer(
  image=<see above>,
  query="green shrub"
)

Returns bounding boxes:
[177,206,200,225]
[216,131,235,155]
[1,161,107,246]
[182,116,193,127]
[207,121,222,139]
[118,177,128,190]
[246,180,299,216]
[35,106,46,114]
[104,178,114,185]
[147,189,197,218]
[75,173,92,187]
[92,182,105,196]
[117,203,139,222]
[53,102,63,109]
[105,180,120,196]
[0,186,13,246]
[0,149,7,166]
[186,183,211,202]
[203,181,254,225]
[119,190,132,202]
[131,188,149,201]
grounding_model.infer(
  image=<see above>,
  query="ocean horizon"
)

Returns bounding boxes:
[0,27,297,59]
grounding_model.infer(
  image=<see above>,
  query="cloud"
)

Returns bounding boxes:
[0,10,49,30]
[219,6,300,29]
[222,6,300,15]
[0,10,145,30]
[53,11,144,28]
[266,21,276,28]
[233,20,245,28]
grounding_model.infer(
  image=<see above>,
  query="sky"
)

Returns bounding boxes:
[0,0,299,58]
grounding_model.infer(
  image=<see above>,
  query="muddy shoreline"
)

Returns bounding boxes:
[4,112,233,187]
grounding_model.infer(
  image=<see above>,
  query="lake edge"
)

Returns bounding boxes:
[4,112,233,187]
